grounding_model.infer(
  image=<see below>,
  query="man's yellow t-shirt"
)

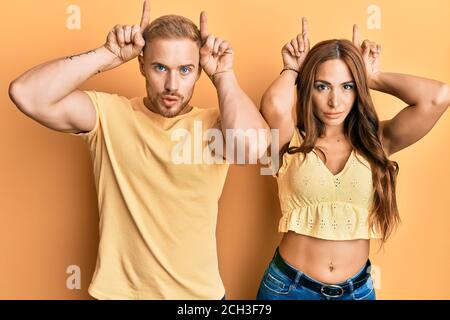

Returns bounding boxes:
[72,91,229,299]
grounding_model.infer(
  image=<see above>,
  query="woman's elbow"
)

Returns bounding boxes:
[432,83,450,110]
[260,94,290,125]
[261,93,282,114]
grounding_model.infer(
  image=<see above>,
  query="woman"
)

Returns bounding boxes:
[256,18,449,300]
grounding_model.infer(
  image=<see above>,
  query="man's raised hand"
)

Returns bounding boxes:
[199,11,234,82]
[104,0,150,63]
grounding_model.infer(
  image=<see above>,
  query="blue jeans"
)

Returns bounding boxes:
[256,249,376,300]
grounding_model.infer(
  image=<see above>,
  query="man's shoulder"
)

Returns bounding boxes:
[87,90,130,102]
[192,106,219,119]
[83,90,133,114]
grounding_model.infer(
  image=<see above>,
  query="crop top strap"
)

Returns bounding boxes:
[273,126,304,177]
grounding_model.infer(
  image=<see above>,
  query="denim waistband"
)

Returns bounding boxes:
[272,247,371,296]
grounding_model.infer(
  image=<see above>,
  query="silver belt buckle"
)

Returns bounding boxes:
[320,284,344,298]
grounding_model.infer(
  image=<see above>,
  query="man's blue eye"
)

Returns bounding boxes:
[180,67,190,74]
[156,65,166,71]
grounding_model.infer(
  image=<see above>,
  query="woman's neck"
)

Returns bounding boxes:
[322,124,346,139]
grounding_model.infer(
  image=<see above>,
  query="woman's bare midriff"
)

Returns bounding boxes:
[279,231,370,284]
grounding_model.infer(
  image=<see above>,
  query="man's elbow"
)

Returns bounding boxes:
[8,80,20,105]
[8,80,31,112]
[245,133,271,164]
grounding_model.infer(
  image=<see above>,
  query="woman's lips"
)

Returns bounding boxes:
[324,111,344,119]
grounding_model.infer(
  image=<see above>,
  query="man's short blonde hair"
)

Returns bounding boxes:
[142,15,202,52]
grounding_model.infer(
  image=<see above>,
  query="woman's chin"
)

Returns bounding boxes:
[321,118,345,127]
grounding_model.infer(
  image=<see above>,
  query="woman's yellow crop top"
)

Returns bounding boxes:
[275,127,378,240]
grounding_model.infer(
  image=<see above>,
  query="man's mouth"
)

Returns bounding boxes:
[161,95,180,107]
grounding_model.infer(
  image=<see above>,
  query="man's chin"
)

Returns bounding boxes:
[157,104,185,118]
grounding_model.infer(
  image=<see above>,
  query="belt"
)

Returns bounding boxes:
[273,248,371,298]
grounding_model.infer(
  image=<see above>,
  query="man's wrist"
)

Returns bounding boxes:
[211,69,235,86]
[99,45,124,71]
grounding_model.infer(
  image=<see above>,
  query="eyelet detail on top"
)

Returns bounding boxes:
[276,127,375,240]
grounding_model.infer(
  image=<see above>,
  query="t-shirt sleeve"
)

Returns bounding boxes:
[68,90,100,145]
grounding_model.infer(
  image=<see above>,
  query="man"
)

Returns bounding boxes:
[8,0,269,299]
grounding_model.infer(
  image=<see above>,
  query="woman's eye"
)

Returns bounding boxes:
[316,84,328,91]
[343,84,354,90]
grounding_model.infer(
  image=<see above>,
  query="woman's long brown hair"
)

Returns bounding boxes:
[288,39,400,243]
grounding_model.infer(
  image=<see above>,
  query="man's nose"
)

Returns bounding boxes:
[164,71,179,92]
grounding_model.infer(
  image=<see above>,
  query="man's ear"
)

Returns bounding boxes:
[196,64,202,80]
[138,54,146,77]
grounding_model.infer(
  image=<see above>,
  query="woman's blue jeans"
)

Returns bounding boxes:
[256,248,376,300]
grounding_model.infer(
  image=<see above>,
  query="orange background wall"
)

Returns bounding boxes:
[1,0,449,299]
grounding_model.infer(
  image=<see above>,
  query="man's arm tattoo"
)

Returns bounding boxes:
[65,50,101,74]
[65,49,96,60]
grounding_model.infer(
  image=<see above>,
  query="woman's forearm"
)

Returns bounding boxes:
[260,70,298,123]
[370,72,450,108]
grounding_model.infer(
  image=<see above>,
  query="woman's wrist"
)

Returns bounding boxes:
[280,66,299,84]
[368,71,382,90]
[281,64,299,74]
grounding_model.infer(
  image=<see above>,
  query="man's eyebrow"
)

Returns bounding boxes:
[179,64,196,68]
[151,62,167,67]
[150,63,197,68]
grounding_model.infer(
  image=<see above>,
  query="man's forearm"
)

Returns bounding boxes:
[213,71,269,132]
[212,71,271,160]
[10,46,121,108]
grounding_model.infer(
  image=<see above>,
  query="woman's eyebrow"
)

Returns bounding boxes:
[314,80,355,84]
